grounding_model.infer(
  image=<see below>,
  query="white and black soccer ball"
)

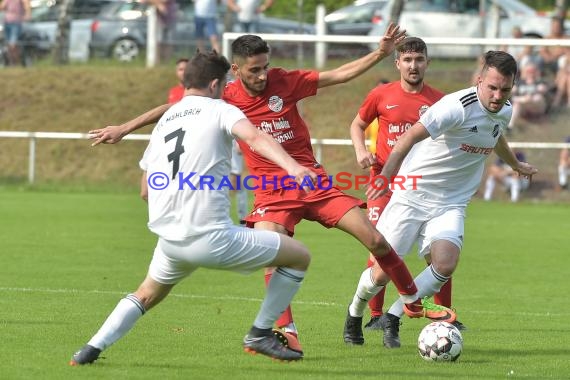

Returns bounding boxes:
[417,321,463,362]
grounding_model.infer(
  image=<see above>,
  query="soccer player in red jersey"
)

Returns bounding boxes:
[167,58,189,104]
[344,37,465,348]
[89,25,456,354]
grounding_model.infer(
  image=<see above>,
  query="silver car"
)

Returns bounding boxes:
[16,0,119,61]
[368,0,564,58]
[89,0,315,62]
[325,0,387,36]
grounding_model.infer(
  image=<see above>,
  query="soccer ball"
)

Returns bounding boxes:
[417,321,463,362]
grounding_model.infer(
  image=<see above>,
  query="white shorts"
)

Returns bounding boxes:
[148,227,281,284]
[231,140,244,175]
[377,197,465,258]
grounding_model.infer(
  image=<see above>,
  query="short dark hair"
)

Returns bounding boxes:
[481,50,518,79]
[231,34,270,61]
[183,51,230,89]
[395,37,428,58]
[176,57,189,65]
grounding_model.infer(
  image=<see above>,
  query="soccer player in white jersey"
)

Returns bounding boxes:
[345,50,538,347]
[70,51,319,365]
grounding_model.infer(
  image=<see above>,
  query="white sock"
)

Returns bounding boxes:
[484,176,495,201]
[282,322,298,334]
[511,178,521,202]
[236,188,248,221]
[87,294,145,351]
[253,267,305,329]
[348,267,383,317]
[559,165,568,187]
[387,265,449,318]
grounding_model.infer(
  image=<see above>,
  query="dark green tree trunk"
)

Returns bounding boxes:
[389,0,405,24]
[53,0,75,65]
[554,0,568,19]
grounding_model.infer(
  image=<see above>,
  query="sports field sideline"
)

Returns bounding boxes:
[1,188,569,379]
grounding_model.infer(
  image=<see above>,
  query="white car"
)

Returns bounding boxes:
[368,0,564,58]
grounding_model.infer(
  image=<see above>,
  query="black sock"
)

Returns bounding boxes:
[249,326,273,338]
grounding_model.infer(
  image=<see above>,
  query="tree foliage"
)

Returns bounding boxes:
[266,0,354,21]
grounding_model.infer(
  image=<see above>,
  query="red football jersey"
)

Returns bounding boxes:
[223,68,324,190]
[358,82,444,166]
[168,85,185,104]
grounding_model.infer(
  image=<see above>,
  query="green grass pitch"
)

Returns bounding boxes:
[1,188,569,379]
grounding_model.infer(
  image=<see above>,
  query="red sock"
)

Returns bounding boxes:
[434,277,452,307]
[265,272,294,328]
[366,257,385,317]
[374,248,417,296]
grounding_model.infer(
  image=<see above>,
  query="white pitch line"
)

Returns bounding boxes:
[0,286,337,307]
[0,286,567,318]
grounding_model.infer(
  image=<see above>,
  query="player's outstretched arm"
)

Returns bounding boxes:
[368,122,429,199]
[317,23,406,88]
[495,134,538,177]
[350,114,376,169]
[88,103,173,146]
[232,119,317,189]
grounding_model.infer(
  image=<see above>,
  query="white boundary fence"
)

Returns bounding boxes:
[1,131,568,184]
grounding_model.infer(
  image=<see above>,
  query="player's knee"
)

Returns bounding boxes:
[295,247,311,271]
[368,231,390,256]
[431,257,458,277]
[276,239,311,271]
[370,264,390,286]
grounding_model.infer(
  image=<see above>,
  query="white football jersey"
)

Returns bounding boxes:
[140,96,247,240]
[393,86,512,207]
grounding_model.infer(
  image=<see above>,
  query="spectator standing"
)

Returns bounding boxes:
[226,0,273,33]
[194,0,221,52]
[148,0,178,63]
[0,0,31,66]
[220,0,235,33]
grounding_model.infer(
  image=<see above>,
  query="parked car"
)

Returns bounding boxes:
[89,0,315,62]
[1,0,119,62]
[325,0,387,36]
[368,0,565,58]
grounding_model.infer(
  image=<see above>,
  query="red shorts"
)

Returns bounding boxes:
[367,193,391,226]
[244,185,365,236]
[367,166,391,226]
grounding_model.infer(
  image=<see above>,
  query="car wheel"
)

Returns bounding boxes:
[112,38,140,62]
